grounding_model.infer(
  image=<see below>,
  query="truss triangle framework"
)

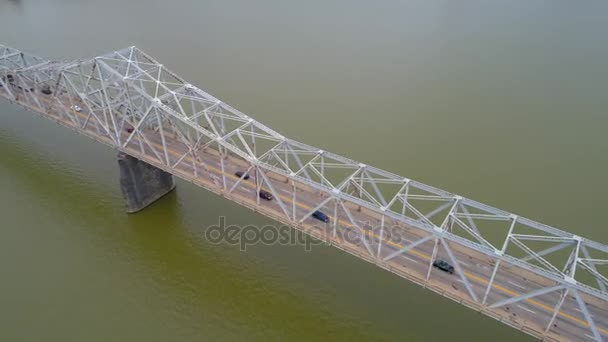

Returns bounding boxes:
[1,44,607,341]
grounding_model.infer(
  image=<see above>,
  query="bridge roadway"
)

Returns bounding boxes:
[3,91,607,342]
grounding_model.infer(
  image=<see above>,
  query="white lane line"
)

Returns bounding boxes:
[240,187,253,193]
[585,334,595,340]
[402,255,419,264]
[517,305,536,314]
[460,262,472,268]
[280,189,291,194]
[508,281,526,290]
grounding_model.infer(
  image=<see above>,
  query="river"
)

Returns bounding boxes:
[1,1,607,341]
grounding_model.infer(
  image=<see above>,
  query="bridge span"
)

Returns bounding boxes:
[1,44,608,341]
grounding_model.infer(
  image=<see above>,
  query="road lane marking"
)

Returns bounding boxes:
[240,187,252,193]
[508,281,526,290]
[517,305,537,314]
[402,256,419,264]
[63,107,608,336]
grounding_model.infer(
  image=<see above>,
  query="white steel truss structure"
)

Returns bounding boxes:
[1,44,607,341]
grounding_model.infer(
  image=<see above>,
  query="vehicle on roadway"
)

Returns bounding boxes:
[258,190,273,200]
[235,171,250,180]
[432,259,454,274]
[40,84,52,95]
[71,105,82,112]
[3,74,33,92]
[312,210,330,223]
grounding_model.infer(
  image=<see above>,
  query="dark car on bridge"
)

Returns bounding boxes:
[258,189,273,200]
[235,171,250,180]
[40,84,52,95]
[312,210,330,223]
[432,259,454,274]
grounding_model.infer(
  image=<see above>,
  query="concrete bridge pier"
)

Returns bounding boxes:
[117,152,175,213]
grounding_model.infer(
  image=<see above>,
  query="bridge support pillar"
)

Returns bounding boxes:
[118,152,175,213]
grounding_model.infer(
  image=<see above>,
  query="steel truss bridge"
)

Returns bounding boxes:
[1,44,608,341]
